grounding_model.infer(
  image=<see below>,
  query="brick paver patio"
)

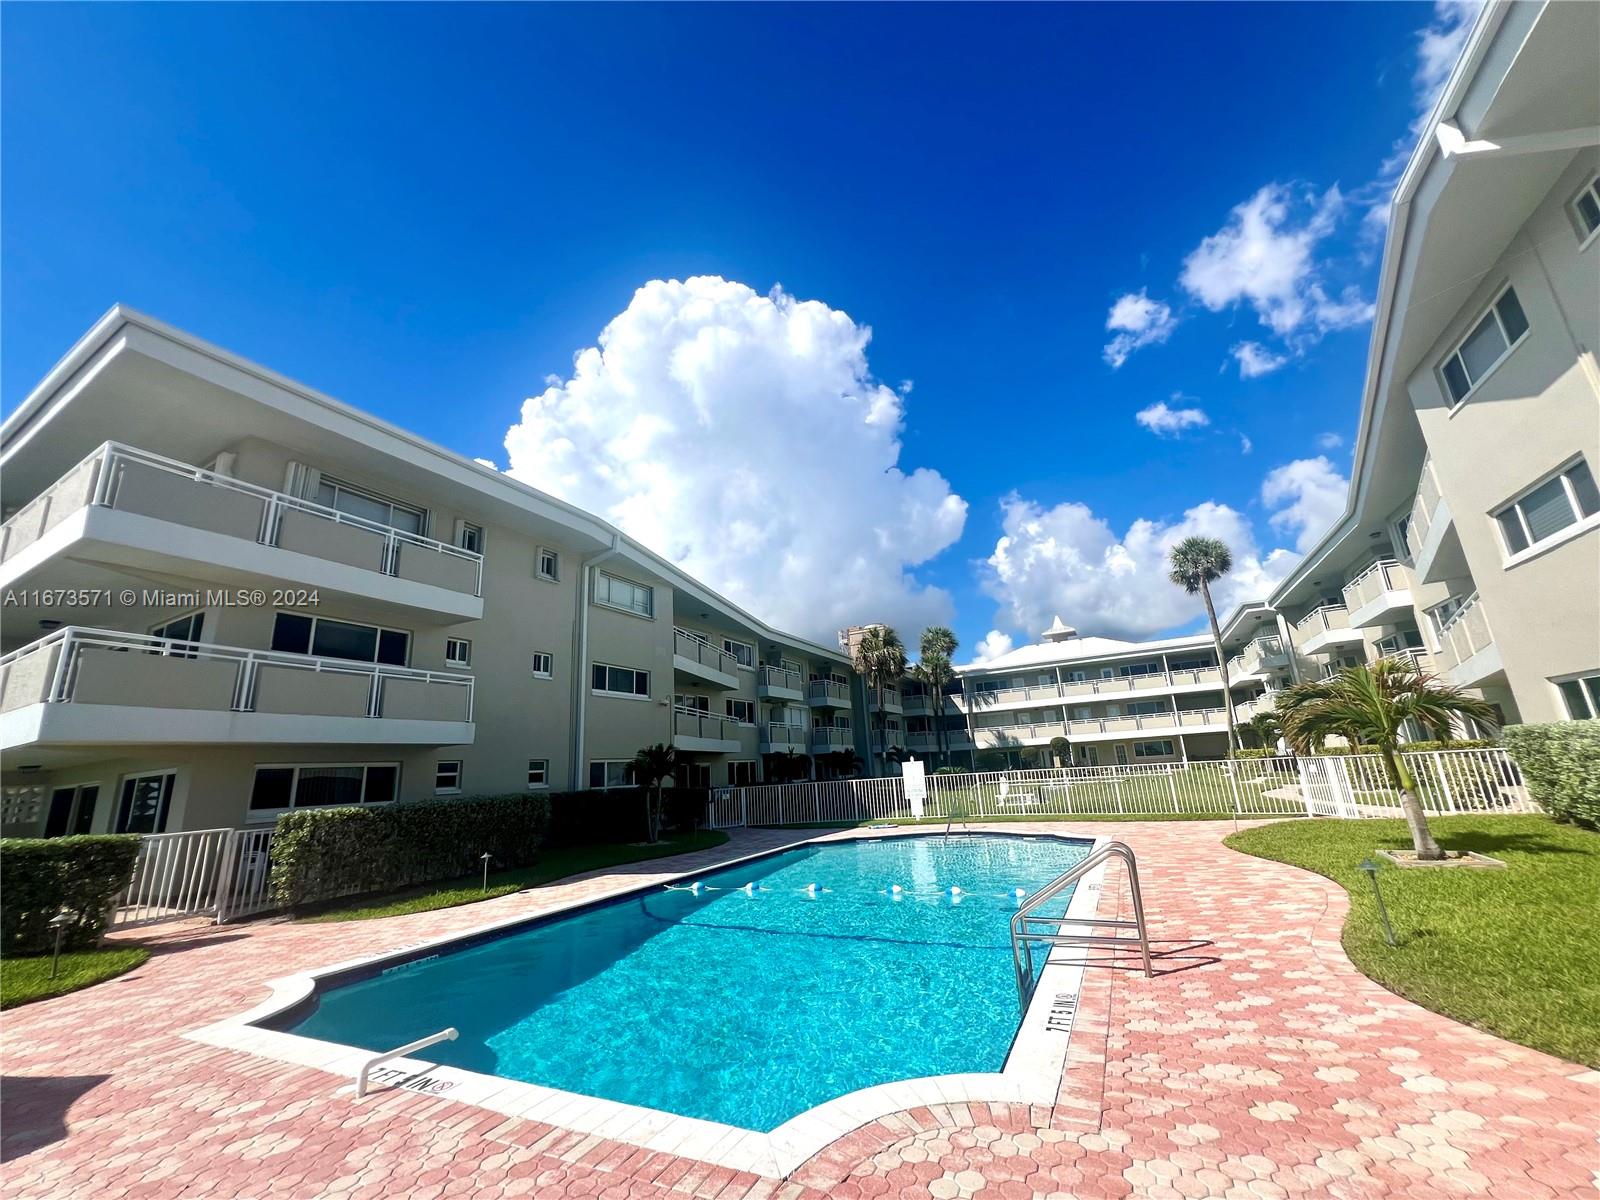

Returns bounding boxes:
[2,821,1595,1199]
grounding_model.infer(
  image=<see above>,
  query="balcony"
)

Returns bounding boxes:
[0,627,474,752]
[672,629,740,690]
[971,720,1068,748]
[808,726,854,752]
[901,692,934,716]
[1293,605,1364,656]
[1052,666,1222,704]
[806,679,851,708]
[906,730,940,753]
[759,722,808,754]
[1434,593,1501,687]
[871,686,903,713]
[0,443,483,622]
[1066,707,1227,741]
[670,705,741,753]
[1342,560,1415,629]
[756,664,804,702]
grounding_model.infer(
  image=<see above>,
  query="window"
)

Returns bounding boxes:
[115,771,176,834]
[531,651,553,678]
[595,571,653,617]
[249,763,398,815]
[1439,286,1530,404]
[272,613,410,666]
[728,761,758,787]
[588,760,635,789]
[315,477,425,535]
[1169,656,1214,671]
[678,762,711,789]
[434,760,463,793]
[675,693,710,712]
[537,548,560,582]
[1571,174,1600,240]
[592,662,650,697]
[1127,701,1168,716]
[725,698,756,724]
[445,638,472,667]
[456,522,484,555]
[722,638,755,669]
[527,759,549,789]
[150,612,205,658]
[1556,674,1600,720]
[44,785,99,838]
[1376,629,1425,655]
[1133,740,1175,758]
[1494,459,1600,556]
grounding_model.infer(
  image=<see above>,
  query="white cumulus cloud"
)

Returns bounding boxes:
[502,276,967,641]
[1316,431,1344,450]
[1135,400,1210,437]
[971,630,1016,664]
[1232,341,1290,379]
[1413,1,1481,126]
[1262,456,1349,553]
[979,494,1300,643]
[1103,289,1179,368]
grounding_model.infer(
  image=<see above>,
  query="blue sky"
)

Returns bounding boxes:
[1,2,1474,657]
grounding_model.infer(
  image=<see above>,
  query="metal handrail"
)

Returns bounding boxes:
[355,1027,458,1097]
[1010,840,1151,1002]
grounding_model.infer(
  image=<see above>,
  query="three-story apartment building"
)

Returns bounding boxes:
[0,308,865,837]
[1263,0,1598,726]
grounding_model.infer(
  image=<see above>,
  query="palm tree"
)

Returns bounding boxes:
[1278,658,1497,860]
[1168,536,1241,753]
[851,625,908,774]
[1242,711,1281,751]
[914,626,959,768]
[631,743,678,843]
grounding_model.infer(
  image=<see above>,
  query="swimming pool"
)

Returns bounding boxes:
[276,832,1093,1132]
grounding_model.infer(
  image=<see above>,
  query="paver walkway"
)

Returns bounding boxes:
[2,821,1595,1199]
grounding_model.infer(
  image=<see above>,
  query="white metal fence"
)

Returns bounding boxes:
[707,748,1534,828]
[112,827,279,929]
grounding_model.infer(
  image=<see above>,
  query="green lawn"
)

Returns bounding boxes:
[1,947,152,1010]
[1225,815,1600,1067]
[297,830,731,923]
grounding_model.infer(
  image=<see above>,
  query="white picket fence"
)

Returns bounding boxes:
[707,748,1535,828]
[112,827,278,929]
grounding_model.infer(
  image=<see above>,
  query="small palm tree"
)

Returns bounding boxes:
[631,743,678,843]
[1278,659,1497,859]
[1168,535,1240,752]
[1242,711,1281,751]
[914,626,959,767]
[852,626,908,774]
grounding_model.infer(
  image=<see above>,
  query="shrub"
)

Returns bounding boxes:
[1503,722,1600,829]
[0,835,142,955]
[271,793,550,909]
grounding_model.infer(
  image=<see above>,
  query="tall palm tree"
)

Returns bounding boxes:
[1168,535,1240,753]
[1243,711,1281,750]
[851,625,908,774]
[1278,658,1497,860]
[914,626,959,768]
[631,743,678,843]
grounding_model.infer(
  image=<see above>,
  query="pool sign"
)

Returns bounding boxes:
[903,758,927,818]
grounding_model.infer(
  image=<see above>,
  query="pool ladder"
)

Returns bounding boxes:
[1010,840,1152,1003]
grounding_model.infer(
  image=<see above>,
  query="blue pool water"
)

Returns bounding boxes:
[283,833,1092,1130]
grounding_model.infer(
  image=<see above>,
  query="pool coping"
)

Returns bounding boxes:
[184,826,1110,1179]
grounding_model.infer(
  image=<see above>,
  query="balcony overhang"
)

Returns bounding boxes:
[758,734,808,755]
[672,733,740,754]
[1414,500,1470,585]
[1300,626,1366,657]
[1347,587,1415,630]
[806,691,850,709]
[756,681,804,703]
[672,656,739,690]
[0,702,473,755]
[1,505,483,624]
[1446,642,1505,689]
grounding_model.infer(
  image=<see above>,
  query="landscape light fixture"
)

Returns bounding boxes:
[480,852,493,893]
[48,909,75,979]
[1357,858,1397,947]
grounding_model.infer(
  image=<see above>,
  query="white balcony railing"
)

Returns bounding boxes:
[673,629,739,677]
[0,627,474,723]
[672,705,739,742]
[1294,605,1351,637]
[873,686,903,710]
[972,721,1069,747]
[1408,455,1443,561]
[757,664,803,693]
[809,726,854,749]
[1343,559,1410,612]
[1067,707,1226,736]
[1435,593,1494,670]
[760,721,807,748]
[970,666,1224,708]
[0,442,484,596]
[806,679,851,706]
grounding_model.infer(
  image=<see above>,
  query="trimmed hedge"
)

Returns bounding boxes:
[545,787,710,847]
[1503,721,1600,829]
[271,793,550,909]
[1229,739,1495,760]
[1,835,142,955]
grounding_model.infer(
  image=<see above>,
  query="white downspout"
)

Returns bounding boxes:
[570,533,623,790]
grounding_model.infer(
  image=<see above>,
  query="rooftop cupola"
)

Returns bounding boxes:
[1041,615,1079,643]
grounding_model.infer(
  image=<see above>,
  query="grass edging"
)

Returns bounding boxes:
[1,947,152,1010]
[1224,814,1599,1068]
[295,830,731,923]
